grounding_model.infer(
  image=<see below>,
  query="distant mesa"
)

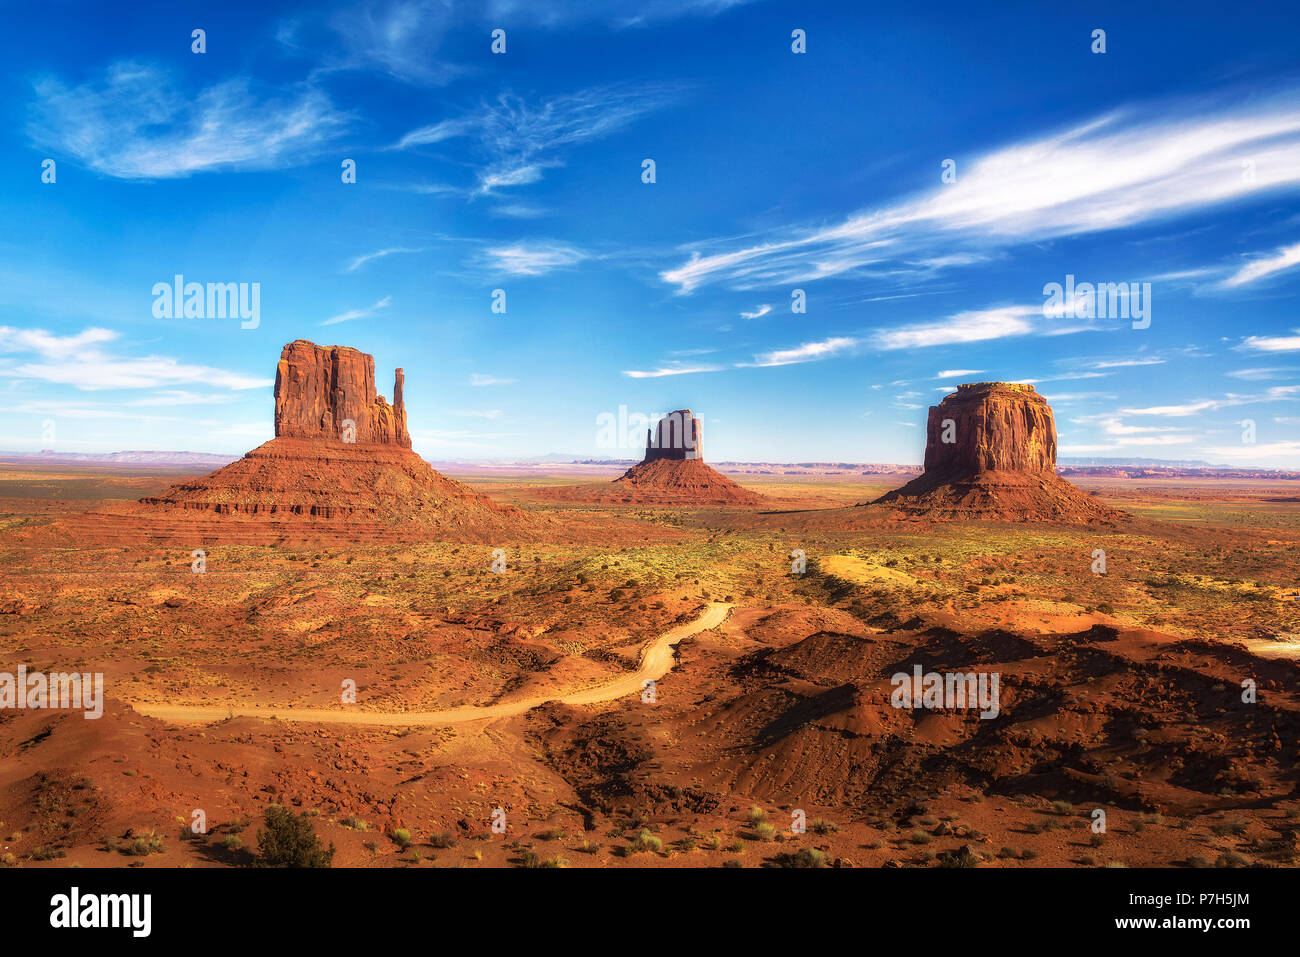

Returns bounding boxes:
[537,409,762,506]
[142,339,533,532]
[873,382,1124,522]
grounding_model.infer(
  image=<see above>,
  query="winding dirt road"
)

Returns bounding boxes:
[130,602,732,727]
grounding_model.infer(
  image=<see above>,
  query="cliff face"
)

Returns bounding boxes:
[273,340,410,448]
[923,383,1056,476]
[644,410,703,462]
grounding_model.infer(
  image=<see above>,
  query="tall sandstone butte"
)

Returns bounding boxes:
[143,340,534,535]
[875,382,1122,522]
[274,339,410,447]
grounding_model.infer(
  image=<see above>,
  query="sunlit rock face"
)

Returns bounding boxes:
[274,339,410,448]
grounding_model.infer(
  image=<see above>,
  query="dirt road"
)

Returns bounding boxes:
[131,602,732,727]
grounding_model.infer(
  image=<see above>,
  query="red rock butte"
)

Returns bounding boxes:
[611,409,761,505]
[142,340,534,533]
[874,382,1123,522]
[274,340,410,447]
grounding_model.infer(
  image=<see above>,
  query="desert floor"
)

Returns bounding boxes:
[1,462,1298,868]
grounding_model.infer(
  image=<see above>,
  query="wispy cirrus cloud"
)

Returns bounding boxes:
[393,83,685,195]
[282,0,752,84]
[874,306,1042,350]
[1239,328,1300,352]
[484,242,587,276]
[346,248,423,272]
[662,89,1300,292]
[321,295,392,326]
[0,326,269,390]
[740,304,771,319]
[622,362,724,378]
[470,373,516,386]
[29,62,348,179]
[1221,241,1300,287]
[742,336,858,368]
[935,368,984,378]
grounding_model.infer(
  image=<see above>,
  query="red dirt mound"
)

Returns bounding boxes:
[609,456,763,506]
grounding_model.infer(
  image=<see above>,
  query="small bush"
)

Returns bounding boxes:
[256,806,335,868]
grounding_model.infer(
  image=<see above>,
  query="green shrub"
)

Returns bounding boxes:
[256,806,335,868]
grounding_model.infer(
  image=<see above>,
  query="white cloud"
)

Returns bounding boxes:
[1227,367,1297,380]
[1221,241,1300,287]
[485,242,586,276]
[1239,329,1300,352]
[321,295,392,326]
[346,248,422,272]
[874,306,1040,350]
[393,83,684,194]
[740,304,771,319]
[1092,357,1165,368]
[30,62,348,179]
[743,336,857,368]
[936,368,984,378]
[470,374,516,386]
[662,89,1300,291]
[0,325,269,391]
[623,363,724,378]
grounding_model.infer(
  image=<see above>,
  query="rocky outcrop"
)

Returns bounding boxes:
[644,410,703,462]
[921,383,1054,476]
[274,340,409,448]
[874,382,1123,523]
[143,341,538,535]
[610,410,758,505]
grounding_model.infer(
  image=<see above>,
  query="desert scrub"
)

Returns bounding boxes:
[777,847,827,868]
[909,830,932,845]
[753,822,776,842]
[628,829,663,855]
[429,833,456,849]
[747,807,767,826]
[340,815,369,831]
[222,835,244,852]
[810,818,839,835]
[391,828,411,848]
[256,805,334,868]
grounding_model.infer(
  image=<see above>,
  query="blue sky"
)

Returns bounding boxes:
[2,0,1299,465]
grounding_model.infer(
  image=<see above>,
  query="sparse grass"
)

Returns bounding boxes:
[627,829,663,855]
[776,847,828,868]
